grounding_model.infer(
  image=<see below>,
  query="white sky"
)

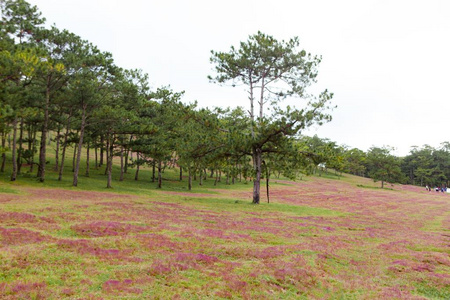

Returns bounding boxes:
[28,0,450,156]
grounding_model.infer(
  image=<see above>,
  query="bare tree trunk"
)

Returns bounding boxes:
[179,166,182,181]
[73,108,86,187]
[232,164,236,184]
[106,134,113,188]
[58,117,71,181]
[239,165,242,182]
[99,136,104,167]
[134,152,140,180]
[72,143,77,172]
[16,118,23,174]
[259,77,265,120]
[10,118,18,181]
[124,135,132,173]
[104,137,109,175]
[265,163,270,203]
[85,142,90,177]
[1,132,6,172]
[37,80,50,182]
[157,160,162,188]
[30,126,37,173]
[252,147,262,204]
[54,127,61,171]
[199,169,203,186]
[152,160,155,182]
[119,141,124,181]
[94,144,98,169]
[188,167,192,191]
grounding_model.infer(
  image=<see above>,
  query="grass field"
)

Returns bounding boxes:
[0,154,449,299]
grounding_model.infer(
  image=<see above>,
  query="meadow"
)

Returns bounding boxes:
[0,161,449,299]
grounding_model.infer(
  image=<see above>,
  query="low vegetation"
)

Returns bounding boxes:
[0,167,448,299]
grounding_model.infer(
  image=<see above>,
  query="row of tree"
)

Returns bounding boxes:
[300,135,450,189]
[1,0,335,203]
[3,0,447,204]
[7,1,445,201]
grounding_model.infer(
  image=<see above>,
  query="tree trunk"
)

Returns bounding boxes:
[85,142,90,177]
[252,147,262,204]
[124,135,132,173]
[104,137,109,175]
[73,108,86,187]
[106,134,113,188]
[157,160,162,188]
[179,166,182,181]
[58,117,71,181]
[99,136,104,167]
[134,152,140,181]
[16,118,23,174]
[124,148,129,174]
[188,167,192,191]
[54,126,61,171]
[30,127,37,173]
[152,160,156,182]
[37,80,50,182]
[10,118,18,181]
[119,142,124,181]
[1,132,6,172]
[265,164,270,203]
[239,166,242,182]
[199,169,203,186]
[72,143,77,172]
[94,145,98,168]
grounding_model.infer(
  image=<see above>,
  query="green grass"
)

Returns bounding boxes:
[179,196,345,217]
[414,282,450,299]
[356,184,394,190]
[0,182,20,194]
[0,150,257,196]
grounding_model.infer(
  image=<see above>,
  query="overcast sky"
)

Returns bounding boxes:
[28,0,450,156]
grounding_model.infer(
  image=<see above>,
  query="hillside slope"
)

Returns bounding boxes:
[0,173,448,299]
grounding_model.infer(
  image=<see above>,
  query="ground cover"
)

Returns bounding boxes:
[0,172,449,299]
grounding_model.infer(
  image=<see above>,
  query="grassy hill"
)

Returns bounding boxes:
[0,154,449,299]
